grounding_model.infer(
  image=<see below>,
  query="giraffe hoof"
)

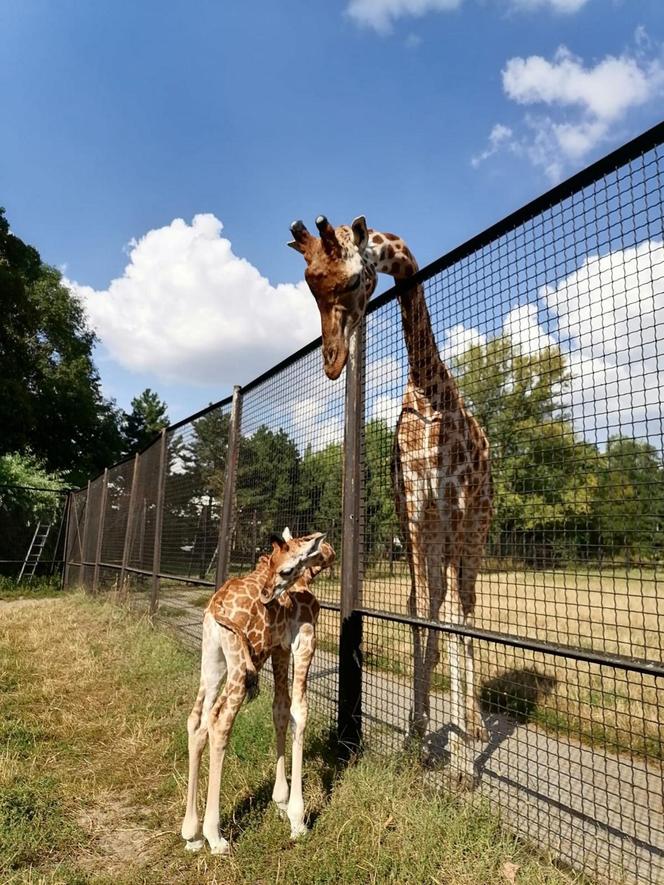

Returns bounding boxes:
[290,822,308,840]
[473,724,489,743]
[184,838,204,853]
[209,838,230,856]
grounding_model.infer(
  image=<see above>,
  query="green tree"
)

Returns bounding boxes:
[235,425,301,559]
[364,419,398,562]
[123,388,169,455]
[592,436,664,563]
[453,335,601,566]
[0,452,66,564]
[0,208,124,484]
[297,441,343,551]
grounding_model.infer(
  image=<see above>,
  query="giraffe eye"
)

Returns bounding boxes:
[280,566,295,578]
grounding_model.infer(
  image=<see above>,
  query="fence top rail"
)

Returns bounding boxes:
[76,118,664,485]
[366,117,664,317]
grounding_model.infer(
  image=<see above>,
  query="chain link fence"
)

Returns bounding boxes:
[64,122,664,884]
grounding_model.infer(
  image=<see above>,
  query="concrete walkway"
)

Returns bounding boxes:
[159,593,664,885]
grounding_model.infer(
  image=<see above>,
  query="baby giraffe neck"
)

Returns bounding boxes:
[368,231,451,392]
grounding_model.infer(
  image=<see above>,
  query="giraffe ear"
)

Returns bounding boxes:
[287,240,304,254]
[269,532,286,551]
[351,216,368,249]
[282,526,293,542]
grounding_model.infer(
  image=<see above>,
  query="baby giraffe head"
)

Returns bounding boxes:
[260,527,327,604]
[288,215,377,380]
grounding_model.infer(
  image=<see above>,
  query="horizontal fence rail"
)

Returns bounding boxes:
[65,122,664,885]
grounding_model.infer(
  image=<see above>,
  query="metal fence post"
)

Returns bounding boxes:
[62,492,73,589]
[80,480,92,591]
[338,320,365,758]
[119,453,140,593]
[216,385,243,588]
[92,468,109,594]
[150,430,168,614]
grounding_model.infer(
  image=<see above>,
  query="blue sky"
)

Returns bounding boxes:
[1,0,663,423]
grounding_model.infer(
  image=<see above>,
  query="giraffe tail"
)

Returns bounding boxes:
[213,613,260,702]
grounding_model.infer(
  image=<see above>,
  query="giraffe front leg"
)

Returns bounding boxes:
[202,634,246,855]
[287,622,315,839]
[271,647,291,817]
[443,567,476,787]
[406,522,430,741]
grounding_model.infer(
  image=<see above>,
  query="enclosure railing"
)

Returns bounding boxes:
[65,121,664,885]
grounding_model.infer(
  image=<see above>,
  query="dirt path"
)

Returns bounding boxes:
[157,591,664,885]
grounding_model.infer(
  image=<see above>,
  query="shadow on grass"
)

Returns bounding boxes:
[481,667,557,724]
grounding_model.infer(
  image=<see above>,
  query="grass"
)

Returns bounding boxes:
[0,575,63,601]
[0,592,585,884]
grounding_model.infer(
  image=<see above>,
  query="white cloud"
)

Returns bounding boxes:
[509,0,588,10]
[69,214,319,388]
[475,39,664,180]
[471,123,514,167]
[502,46,662,121]
[441,323,487,362]
[346,0,460,34]
[481,241,664,444]
[346,0,587,32]
[503,304,557,355]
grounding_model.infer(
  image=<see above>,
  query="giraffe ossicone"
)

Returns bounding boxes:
[290,215,493,783]
[181,531,335,852]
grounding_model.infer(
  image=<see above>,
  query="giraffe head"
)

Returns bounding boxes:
[260,528,327,603]
[289,215,376,380]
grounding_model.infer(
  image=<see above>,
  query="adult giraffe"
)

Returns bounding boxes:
[289,215,492,772]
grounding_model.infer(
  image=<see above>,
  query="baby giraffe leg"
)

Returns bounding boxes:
[271,647,292,816]
[181,615,227,851]
[287,622,315,839]
[202,632,247,855]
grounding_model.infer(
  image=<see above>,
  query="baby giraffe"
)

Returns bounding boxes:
[181,528,334,854]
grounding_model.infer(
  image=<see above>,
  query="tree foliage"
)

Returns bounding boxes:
[0,208,124,484]
[123,388,170,455]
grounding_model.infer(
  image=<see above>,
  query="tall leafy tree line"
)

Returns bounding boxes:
[0,207,169,487]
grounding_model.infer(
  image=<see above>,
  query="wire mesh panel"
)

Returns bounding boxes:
[161,404,230,583]
[359,132,664,882]
[100,458,134,570]
[235,348,345,583]
[82,475,104,589]
[64,488,87,587]
[234,346,345,712]
[127,439,162,576]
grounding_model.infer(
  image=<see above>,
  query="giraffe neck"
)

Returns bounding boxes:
[368,231,452,393]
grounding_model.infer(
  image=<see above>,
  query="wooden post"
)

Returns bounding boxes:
[80,480,92,591]
[338,320,365,758]
[92,469,109,594]
[150,430,168,614]
[216,386,243,588]
[119,453,140,593]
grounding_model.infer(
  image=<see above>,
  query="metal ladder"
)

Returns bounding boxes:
[18,522,52,582]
